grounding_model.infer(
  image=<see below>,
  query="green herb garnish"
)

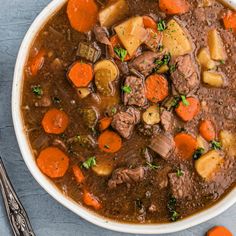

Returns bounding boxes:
[169,64,176,73]
[157,19,166,32]
[111,107,117,115]
[146,162,160,170]
[211,140,222,150]
[104,144,110,149]
[171,211,180,222]
[81,156,96,169]
[114,47,127,62]
[32,86,42,96]
[193,147,205,160]
[122,85,132,93]
[176,169,184,177]
[219,60,225,64]
[181,95,189,106]
[53,97,61,104]
[167,196,180,222]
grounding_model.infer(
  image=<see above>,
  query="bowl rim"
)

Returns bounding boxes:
[12,0,236,234]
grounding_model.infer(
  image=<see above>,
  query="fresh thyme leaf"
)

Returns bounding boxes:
[32,86,42,96]
[193,147,205,160]
[122,85,132,93]
[114,47,127,62]
[181,95,189,106]
[211,140,222,150]
[157,19,166,32]
[81,156,96,169]
[146,162,160,170]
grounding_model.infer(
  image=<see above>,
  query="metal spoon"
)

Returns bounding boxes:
[0,157,35,236]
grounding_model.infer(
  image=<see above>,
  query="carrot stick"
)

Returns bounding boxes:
[37,147,69,178]
[98,130,122,153]
[68,62,93,87]
[175,97,200,122]
[83,189,102,210]
[207,226,233,236]
[42,108,69,134]
[199,120,215,142]
[159,0,190,15]
[143,16,157,31]
[145,74,169,103]
[67,0,98,33]
[29,49,46,76]
[72,165,85,183]
[223,11,236,33]
[174,133,197,160]
[99,117,112,132]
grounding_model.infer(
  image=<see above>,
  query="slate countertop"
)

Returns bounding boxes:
[0,0,235,235]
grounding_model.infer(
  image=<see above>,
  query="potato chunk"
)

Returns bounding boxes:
[99,0,129,27]
[219,130,236,158]
[195,150,224,180]
[142,106,160,125]
[203,71,224,87]
[197,47,216,70]
[207,29,227,61]
[115,16,144,56]
[77,88,91,99]
[92,157,113,176]
[197,135,209,152]
[162,19,192,57]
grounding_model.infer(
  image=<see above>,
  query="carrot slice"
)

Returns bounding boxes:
[199,120,215,142]
[99,117,112,132]
[223,11,236,33]
[143,16,157,31]
[175,97,200,122]
[159,0,190,15]
[37,147,69,178]
[42,108,69,134]
[68,62,93,87]
[72,165,85,183]
[207,226,233,236]
[145,74,169,103]
[29,49,46,76]
[67,0,98,33]
[174,133,197,160]
[98,130,122,153]
[83,189,102,210]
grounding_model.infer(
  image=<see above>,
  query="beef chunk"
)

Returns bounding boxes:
[160,110,173,132]
[149,133,174,160]
[108,167,146,189]
[129,51,166,77]
[144,28,163,52]
[156,166,172,189]
[168,169,194,200]
[123,76,147,107]
[34,96,52,107]
[112,107,140,139]
[171,54,199,95]
[116,61,129,75]
[93,25,111,46]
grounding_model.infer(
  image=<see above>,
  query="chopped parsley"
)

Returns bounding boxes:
[146,162,160,170]
[171,211,180,222]
[32,86,42,96]
[176,169,184,177]
[169,64,176,73]
[219,60,225,64]
[114,47,127,62]
[111,107,117,115]
[193,147,205,160]
[104,144,110,149]
[181,95,189,106]
[157,19,166,32]
[167,196,180,222]
[154,53,172,73]
[53,97,61,104]
[122,85,132,93]
[81,156,96,169]
[211,140,222,150]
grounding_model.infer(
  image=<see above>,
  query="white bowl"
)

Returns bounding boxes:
[12,0,236,234]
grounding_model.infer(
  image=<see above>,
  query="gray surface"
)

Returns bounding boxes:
[0,0,235,235]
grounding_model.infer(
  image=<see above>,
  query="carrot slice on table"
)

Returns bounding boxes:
[199,120,215,142]
[99,117,112,132]
[37,147,69,178]
[73,165,85,184]
[98,130,122,153]
[29,49,46,76]
[143,16,157,31]
[145,74,169,103]
[68,62,93,87]
[159,0,190,15]
[223,11,236,33]
[207,226,233,236]
[175,97,200,122]
[174,133,197,160]
[67,0,98,33]
[83,189,102,210]
[42,108,69,134]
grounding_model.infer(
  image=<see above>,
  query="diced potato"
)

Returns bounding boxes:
[92,157,113,176]
[115,16,144,56]
[207,29,227,61]
[99,0,129,27]
[143,106,160,125]
[77,88,91,99]
[219,130,236,157]
[162,19,192,57]
[203,71,224,87]
[156,65,169,74]
[198,0,215,7]
[197,47,216,70]
[197,135,209,152]
[195,150,224,180]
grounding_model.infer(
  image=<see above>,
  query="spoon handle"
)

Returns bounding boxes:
[0,157,35,236]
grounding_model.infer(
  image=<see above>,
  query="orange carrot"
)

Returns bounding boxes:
[99,117,112,132]
[159,0,190,15]
[143,16,157,31]
[98,130,122,153]
[68,62,93,87]
[37,147,69,178]
[29,49,46,76]
[223,11,236,33]
[199,120,215,142]
[145,74,169,103]
[83,189,102,210]
[175,97,200,122]
[67,0,98,33]
[72,165,85,183]
[174,133,197,160]
[207,226,233,236]
[42,108,69,134]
